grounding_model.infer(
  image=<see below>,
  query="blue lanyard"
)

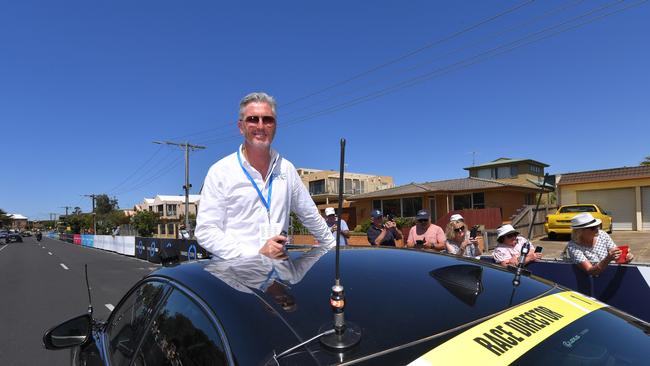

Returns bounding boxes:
[237,149,274,216]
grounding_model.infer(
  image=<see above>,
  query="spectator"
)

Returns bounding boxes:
[367,210,402,246]
[565,213,634,275]
[445,220,482,257]
[449,213,464,222]
[324,207,350,246]
[406,209,445,250]
[492,224,542,267]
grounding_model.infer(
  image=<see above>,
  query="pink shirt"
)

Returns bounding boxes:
[493,236,536,264]
[407,224,446,248]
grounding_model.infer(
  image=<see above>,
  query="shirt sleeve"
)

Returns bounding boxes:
[435,226,446,245]
[492,247,512,263]
[195,164,244,259]
[598,231,616,251]
[288,167,335,248]
[340,220,349,231]
[367,228,380,245]
[406,226,415,245]
[566,242,588,264]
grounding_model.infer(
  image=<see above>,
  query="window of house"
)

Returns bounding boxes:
[529,165,542,174]
[328,178,338,194]
[309,180,325,195]
[511,166,519,176]
[353,179,361,194]
[401,197,423,217]
[453,194,472,210]
[382,199,400,217]
[157,205,164,213]
[360,181,366,194]
[472,193,485,209]
[372,200,382,211]
[497,166,512,179]
[477,168,493,179]
[166,204,177,216]
[429,198,437,222]
[344,178,353,194]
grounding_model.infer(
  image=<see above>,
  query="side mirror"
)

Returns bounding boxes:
[43,314,92,349]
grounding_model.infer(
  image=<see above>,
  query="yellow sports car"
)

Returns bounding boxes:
[544,204,613,239]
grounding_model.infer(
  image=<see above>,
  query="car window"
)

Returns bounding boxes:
[106,281,167,366]
[132,289,228,366]
[513,309,650,365]
[559,206,596,213]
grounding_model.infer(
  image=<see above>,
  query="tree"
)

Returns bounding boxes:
[73,207,83,215]
[95,194,118,215]
[0,208,11,228]
[641,156,650,166]
[131,211,160,237]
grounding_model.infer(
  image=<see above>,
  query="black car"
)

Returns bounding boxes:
[43,247,650,365]
[5,232,23,243]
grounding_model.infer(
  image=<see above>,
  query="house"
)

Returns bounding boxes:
[8,214,28,230]
[556,165,650,231]
[135,195,201,238]
[348,158,550,228]
[298,168,394,229]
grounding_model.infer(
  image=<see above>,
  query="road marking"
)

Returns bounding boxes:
[0,245,8,252]
[48,252,53,255]
[105,304,115,311]
[60,263,69,270]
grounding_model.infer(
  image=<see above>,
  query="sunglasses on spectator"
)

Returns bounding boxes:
[243,115,276,125]
[417,219,428,223]
[454,226,465,233]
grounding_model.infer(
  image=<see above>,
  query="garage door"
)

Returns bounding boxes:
[642,187,650,230]
[577,188,635,230]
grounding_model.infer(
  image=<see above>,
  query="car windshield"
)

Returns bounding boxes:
[514,309,650,365]
[559,206,596,213]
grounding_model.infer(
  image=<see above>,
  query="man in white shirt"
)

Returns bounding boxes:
[324,207,350,246]
[195,92,335,260]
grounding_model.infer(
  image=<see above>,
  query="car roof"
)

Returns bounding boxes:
[151,247,571,364]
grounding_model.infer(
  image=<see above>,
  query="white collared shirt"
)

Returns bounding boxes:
[195,145,335,259]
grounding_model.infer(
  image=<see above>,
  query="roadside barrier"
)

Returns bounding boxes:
[48,232,210,265]
[481,257,650,322]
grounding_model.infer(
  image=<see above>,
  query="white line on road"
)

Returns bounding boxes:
[48,252,53,255]
[0,245,8,252]
[60,263,69,270]
[105,304,115,311]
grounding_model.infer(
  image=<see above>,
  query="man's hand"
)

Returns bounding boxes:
[259,235,288,260]
[384,221,396,229]
[330,224,338,232]
[607,247,621,262]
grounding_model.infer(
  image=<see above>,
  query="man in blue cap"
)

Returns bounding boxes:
[366,209,402,246]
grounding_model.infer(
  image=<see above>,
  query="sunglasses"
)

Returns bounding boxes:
[243,115,276,125]
[454,226,465,233]
[417,219,429,223]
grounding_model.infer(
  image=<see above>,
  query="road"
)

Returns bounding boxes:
[0,236,158,366]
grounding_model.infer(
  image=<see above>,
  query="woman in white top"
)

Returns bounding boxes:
[444,220,482,257]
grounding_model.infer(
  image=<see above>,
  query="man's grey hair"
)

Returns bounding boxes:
[239,92,277,119]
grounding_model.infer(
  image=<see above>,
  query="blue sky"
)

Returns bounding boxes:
[1,0,648,220]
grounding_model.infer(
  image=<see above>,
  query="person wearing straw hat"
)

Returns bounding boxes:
[492,224,542,267]
[565,212,634,275]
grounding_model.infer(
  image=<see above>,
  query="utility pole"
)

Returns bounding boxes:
[153,140,206,232]
[60,206,72,216]
[82,194,97,234]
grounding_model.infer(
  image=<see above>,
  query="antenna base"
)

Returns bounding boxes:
[318,322,362,350]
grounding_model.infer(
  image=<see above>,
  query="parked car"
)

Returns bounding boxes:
[545,204,613,239]
[5,232,23,243]
[21,230,32,237]
[43,246,650,365]
[0,231,8,240]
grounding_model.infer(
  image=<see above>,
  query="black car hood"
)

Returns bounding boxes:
[155,247,557,365]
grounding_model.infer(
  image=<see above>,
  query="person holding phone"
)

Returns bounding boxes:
[565,213,633,275]
[492,224,542,267]
[444,220,482,257]
[406,209,445,250]
[367,210,402,246]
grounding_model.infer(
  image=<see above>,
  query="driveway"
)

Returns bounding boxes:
[525,231,650,264]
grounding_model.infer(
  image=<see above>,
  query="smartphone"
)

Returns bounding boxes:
[534,246,543,253]
[415,240,424,247]
[470,226,478,239]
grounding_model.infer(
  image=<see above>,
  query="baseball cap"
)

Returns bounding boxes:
[325,207,336,216]
[416,209,430,221]
[370,209,383,219]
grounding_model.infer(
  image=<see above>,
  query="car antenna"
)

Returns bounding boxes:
[85,264,94,317]
[512,173,550,287]
[319,138,362,350]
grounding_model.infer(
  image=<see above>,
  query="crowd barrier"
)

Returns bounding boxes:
[47,233,210,265]
[481,257,650,322]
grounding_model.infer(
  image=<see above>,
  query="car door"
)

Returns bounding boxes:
[104,280,169,366]
[131,284,232,366]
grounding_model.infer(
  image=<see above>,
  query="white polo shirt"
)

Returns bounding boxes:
[195,145,335,259]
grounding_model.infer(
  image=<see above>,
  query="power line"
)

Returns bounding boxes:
[105,145,164,194]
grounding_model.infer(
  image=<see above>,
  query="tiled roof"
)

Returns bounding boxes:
[348,177,538,200]
[558,166,650,185]
[8,213,28,220]
[463,158,549,170]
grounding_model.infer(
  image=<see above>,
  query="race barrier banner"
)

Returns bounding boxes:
[134,237,161,264]
[135,238,148,261]
[81,234,94,248]
[177,240,210,261]
[73,234,82,245]
[481,257,650,323]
